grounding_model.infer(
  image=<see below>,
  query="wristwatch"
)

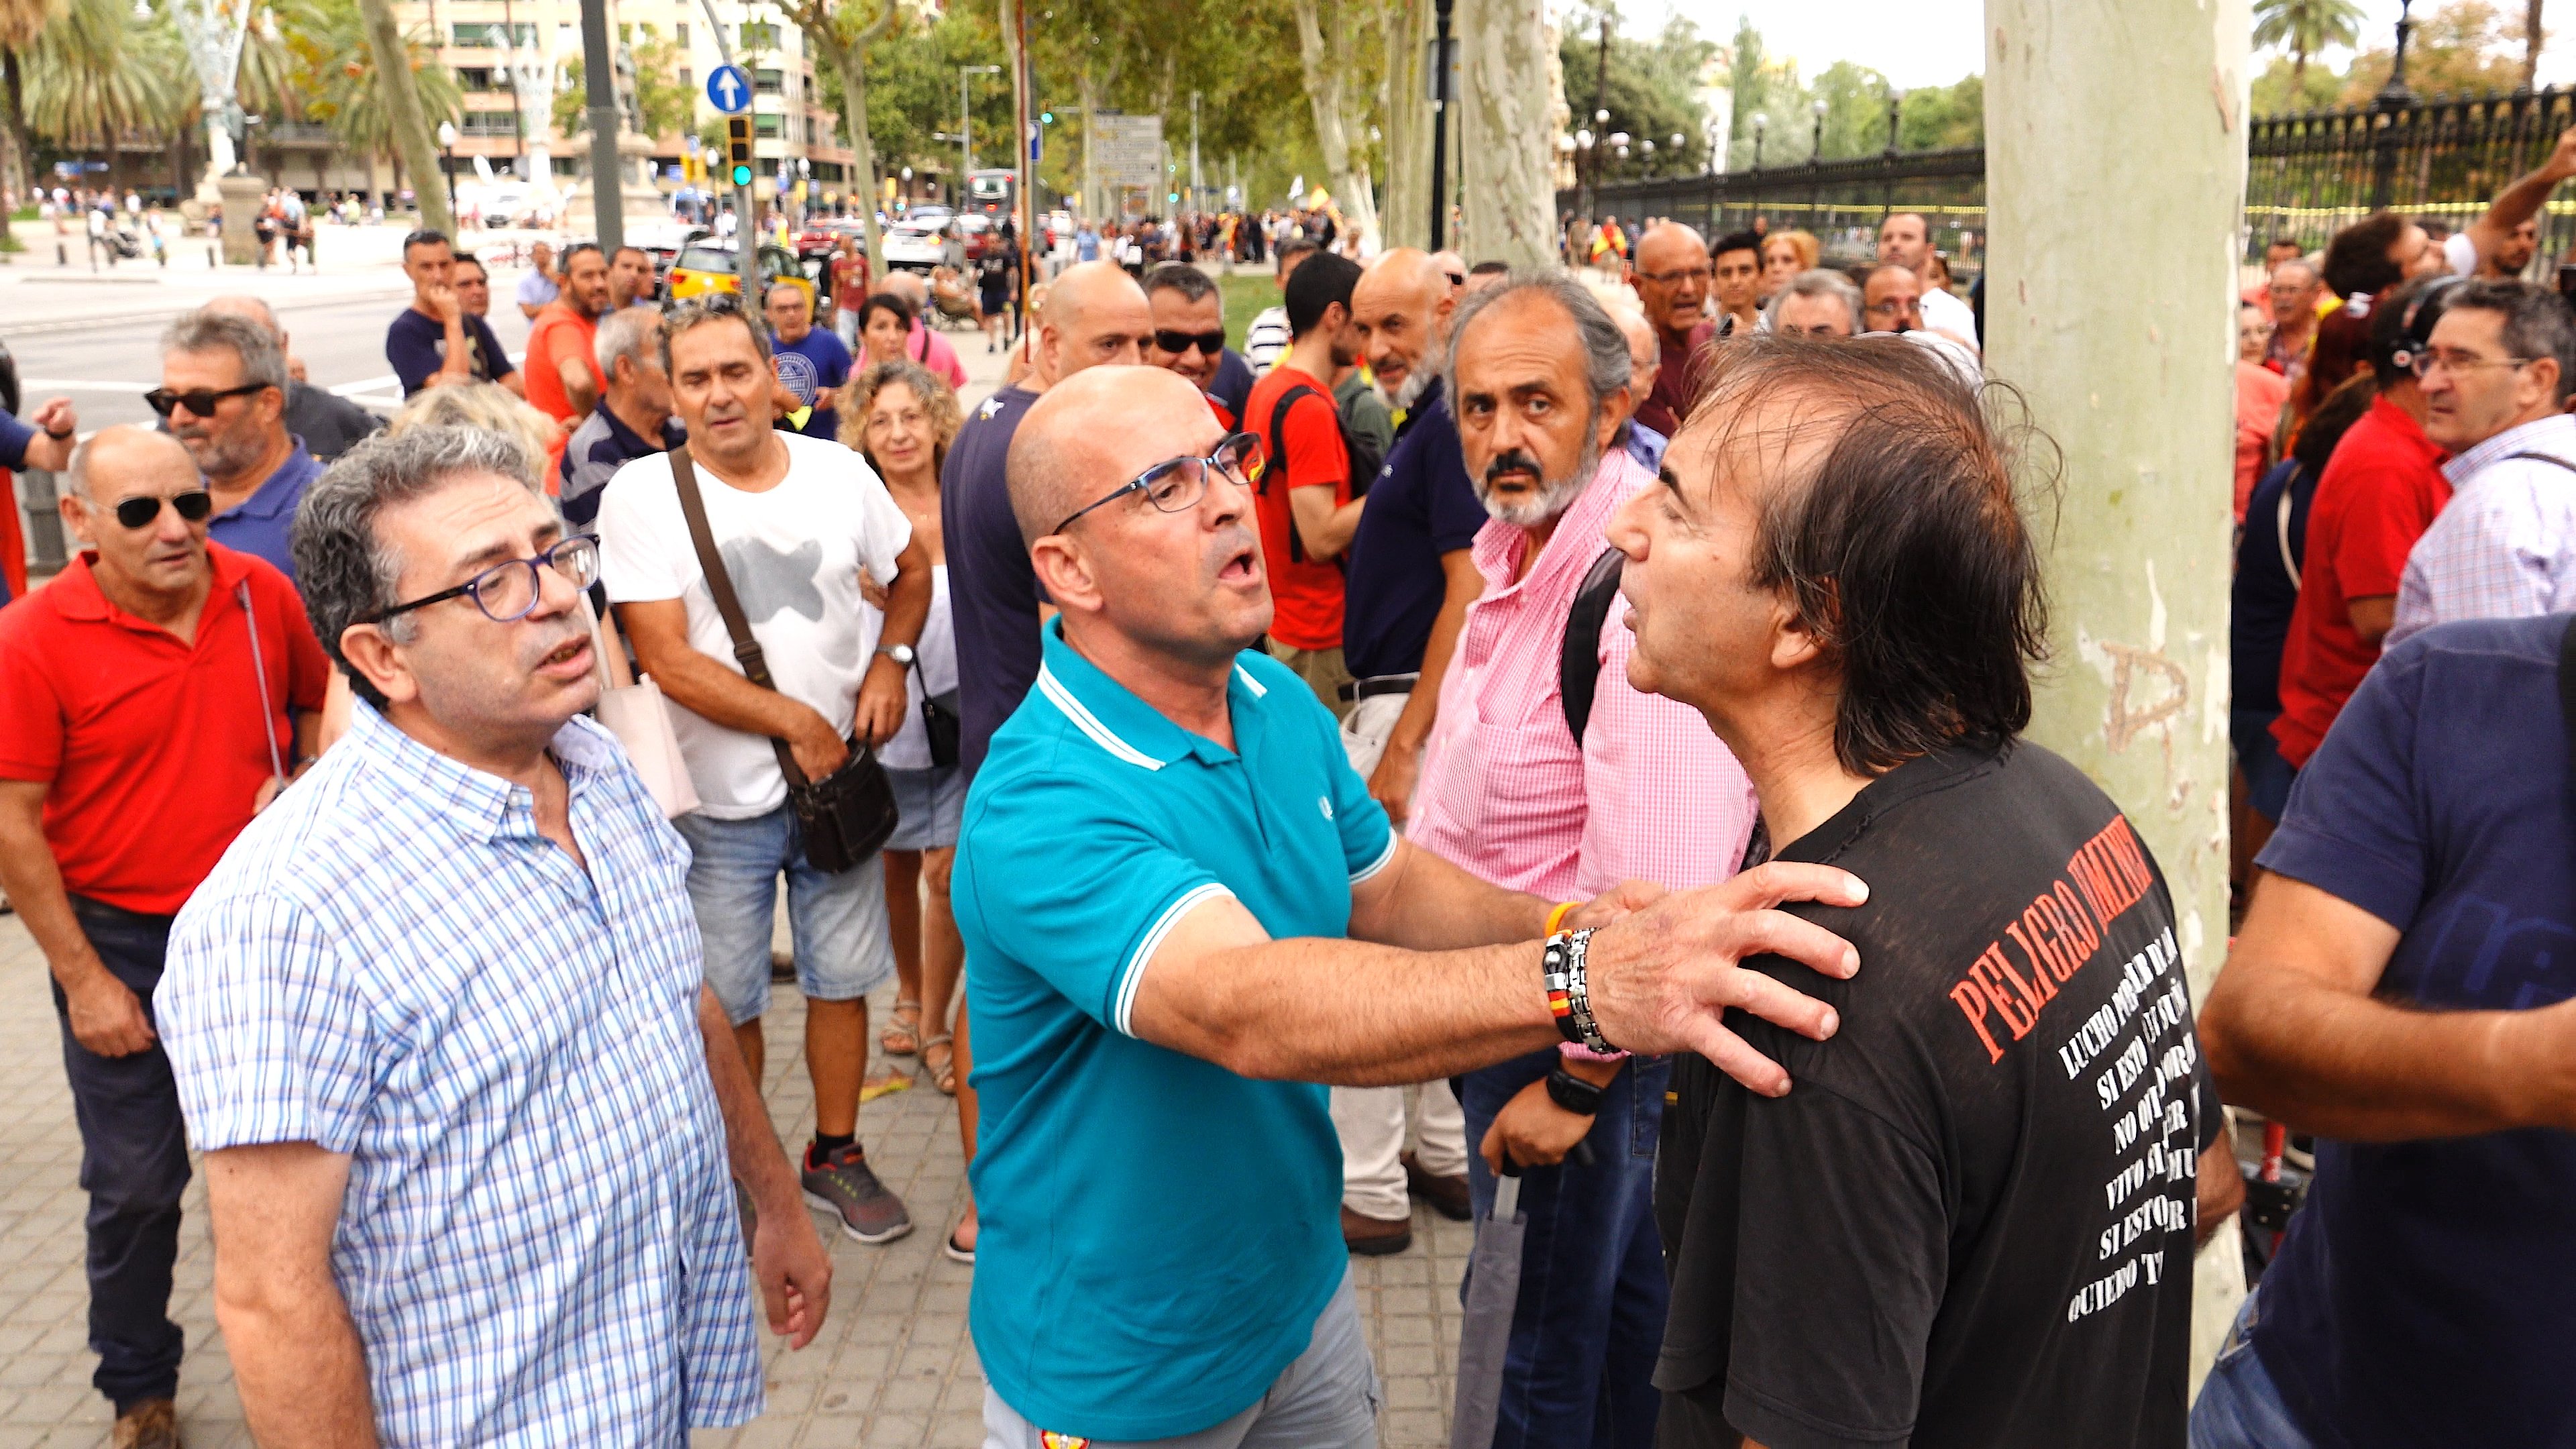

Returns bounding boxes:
[875,643,916,666]
[1545,1064,1606,1115]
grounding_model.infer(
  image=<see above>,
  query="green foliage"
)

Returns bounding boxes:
[1898,74,1982,150]
[1558,7,1717,180]
[278,0,460,159]
[2251,0,2367,71]
[811,2,1014,181]
[1714,17,1980,168]
[2247,0,2534,113]
[2249,53,2348,113]
[555,26,692,142]
[20,0,186,146]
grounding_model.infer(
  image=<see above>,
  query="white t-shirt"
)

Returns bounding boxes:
[596,433,913,818]
[1246,304,1291,372]
[2445,229,2478,277]
[879,564,955,771]
[1920,285,1978,349]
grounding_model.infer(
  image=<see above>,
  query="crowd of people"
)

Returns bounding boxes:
[0,152,2567,1449]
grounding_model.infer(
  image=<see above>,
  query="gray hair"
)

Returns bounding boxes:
[1442,268,1632,419]
[659,295,770,376]
[1142,261,1222,317]
[596,304,663,378]
[160,309,288,392]
[63,424,193,500]
[292,426,540,708]
[201,294,284,343]
[1764,268,1866,333]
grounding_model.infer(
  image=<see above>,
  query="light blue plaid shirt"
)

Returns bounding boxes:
[159,700,763,1446]
[2391,412,2576,645]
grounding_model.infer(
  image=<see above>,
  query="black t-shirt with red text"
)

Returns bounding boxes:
[1655,739,2209,1449]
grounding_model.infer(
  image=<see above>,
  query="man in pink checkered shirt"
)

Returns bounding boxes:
[1409,272,1758,1449]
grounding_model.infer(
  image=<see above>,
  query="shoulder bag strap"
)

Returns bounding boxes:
[669,445,812,789]
[2276,463,2304,593]
[1559,547,1627,747]
[2506,451,2576,472]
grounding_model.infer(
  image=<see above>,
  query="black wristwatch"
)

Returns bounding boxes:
[1545,1063,1606,1115]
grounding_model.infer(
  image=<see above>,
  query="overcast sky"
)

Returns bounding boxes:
[1607,1,2575,94]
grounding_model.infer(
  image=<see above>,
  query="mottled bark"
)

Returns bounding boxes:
[1456,0,1554,267]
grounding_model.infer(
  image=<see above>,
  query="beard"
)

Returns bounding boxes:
[1473,432,1600,529]
[173,420,268,481]
[1383,339,1448,413]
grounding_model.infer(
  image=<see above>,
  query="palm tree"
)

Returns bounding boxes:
[2252,0,2367,88]
[277,0,455,207]
[0,0,61,206]
[20,0,188,154]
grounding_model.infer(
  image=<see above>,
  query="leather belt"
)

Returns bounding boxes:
[1337,673,1420,703]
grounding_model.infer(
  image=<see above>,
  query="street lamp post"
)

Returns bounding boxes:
[958,63,1000,206]
[1752,113,1766,172]
[1811,97,1827,223]
[437,120,459,221]
[2371,0,2419,209]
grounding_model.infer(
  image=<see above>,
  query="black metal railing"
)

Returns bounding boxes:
[1565,84,2576,279]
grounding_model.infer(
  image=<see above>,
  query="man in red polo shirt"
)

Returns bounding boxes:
[1243,250,1369,714]
[2274,276,2457,770]
[523,242,612,425]
[0,426,326,1446]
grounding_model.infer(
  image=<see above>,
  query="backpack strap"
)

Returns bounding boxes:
[2276,462,2304,593]
[1559,547,1627,747]
[1263,382,1331,564]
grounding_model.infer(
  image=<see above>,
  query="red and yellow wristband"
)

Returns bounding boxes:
[1543,900,1580,937]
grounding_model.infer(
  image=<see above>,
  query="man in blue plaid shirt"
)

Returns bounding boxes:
[156,428,833,1445]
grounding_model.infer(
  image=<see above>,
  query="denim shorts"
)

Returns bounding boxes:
[886,765,966,852]
[674,802,897,1026]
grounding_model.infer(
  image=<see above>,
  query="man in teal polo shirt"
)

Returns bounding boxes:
[955,366,1871,1448]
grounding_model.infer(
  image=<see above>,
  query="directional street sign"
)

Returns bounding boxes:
[706,64,751,115]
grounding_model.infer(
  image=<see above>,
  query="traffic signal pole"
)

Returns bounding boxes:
[580,0,623,252]
[694,0,761,301]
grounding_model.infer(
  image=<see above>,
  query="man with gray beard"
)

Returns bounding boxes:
[1407,271,1762,1449]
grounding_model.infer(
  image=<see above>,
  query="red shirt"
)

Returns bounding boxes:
[2271,396,2450,767]
[1244,363,1350,651]
[1638,321,1717,437]
[0,544,330,914]
[523,301,602,423]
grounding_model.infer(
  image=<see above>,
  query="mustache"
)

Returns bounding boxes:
[1484,449,1545,486]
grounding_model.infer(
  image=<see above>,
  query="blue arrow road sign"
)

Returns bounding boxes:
[706,64,751,115]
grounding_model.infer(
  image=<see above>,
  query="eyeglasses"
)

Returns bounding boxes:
[107,490,213,530]
[1636,265,1713,286]
[374,535,600,625]
[1864,299,1921,317]
[1053,433,1258,535]
[2410,350,2538,380]
[1152,328,1228,357]
[144,382,268,418]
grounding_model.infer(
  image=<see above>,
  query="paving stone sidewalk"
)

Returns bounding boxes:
[0,914,1472,1447]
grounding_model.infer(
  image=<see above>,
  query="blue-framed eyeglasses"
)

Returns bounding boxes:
[374,535,600,625]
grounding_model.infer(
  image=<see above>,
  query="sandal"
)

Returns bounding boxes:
[880,999,922,1057]
[921,1034,957,1096]
[859,1067,913,1104]
[943,1223,976,1265]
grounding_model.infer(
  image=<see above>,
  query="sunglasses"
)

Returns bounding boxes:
[108,490,214,530]
[1153,328,1228,357]
[143,382,269,418]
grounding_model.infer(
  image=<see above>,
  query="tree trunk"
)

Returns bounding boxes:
[1291,0,1376,244]
[825,44,885,274]
[1456,0,1555,267]
[356,0,452,232]
[1080,62,1095,220]
[2290,46,2306,88]
[2526,0,2546,91]
[1,47,32,211]
[1377,0,1432,250]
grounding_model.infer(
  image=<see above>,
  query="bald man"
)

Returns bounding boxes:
[954,364,1868,1448]
[943,260,1156,782]
[198,294,384,460]
[1629,223,1715,435]
[1876,211,1980,350]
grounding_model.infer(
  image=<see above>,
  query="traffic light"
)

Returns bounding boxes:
[1039,111,1053,125]
[726,115,753,188]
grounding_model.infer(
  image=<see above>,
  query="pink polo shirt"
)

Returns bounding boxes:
[1410,447,1760,909]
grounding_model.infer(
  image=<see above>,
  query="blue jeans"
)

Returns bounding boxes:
[2190,1286,2318,1449]
[1461,1049,1669,1449]
[54,898,189,1411]
[674,804,896,1026]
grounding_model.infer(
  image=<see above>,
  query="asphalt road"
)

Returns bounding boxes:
[5,287,533,432]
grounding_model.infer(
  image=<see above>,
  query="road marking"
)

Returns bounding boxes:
[329,374,400,397]
[19,379,152,392]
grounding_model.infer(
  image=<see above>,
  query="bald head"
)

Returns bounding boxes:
[1430,250,1467,288]
[1010,366,1193,545]
[203,294,284,344]
[68,423,195,500]
[1630,223,1711,341]
[1354,249,1458,406]
[1036,260,1153,388]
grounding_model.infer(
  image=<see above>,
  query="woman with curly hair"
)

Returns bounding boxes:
[838,359,982,1262]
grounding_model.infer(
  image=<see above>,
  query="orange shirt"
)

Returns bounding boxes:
[1243,364,1351,651]
[523,301,602,424]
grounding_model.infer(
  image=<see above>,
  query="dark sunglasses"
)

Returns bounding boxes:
[109,490,214,530]
[1153,328,1228,357]
[143,382,269,418]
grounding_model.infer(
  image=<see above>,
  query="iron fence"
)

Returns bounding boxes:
[1565,84,2576,282]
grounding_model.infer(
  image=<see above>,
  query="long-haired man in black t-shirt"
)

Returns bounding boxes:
[1604,336,2244,1449]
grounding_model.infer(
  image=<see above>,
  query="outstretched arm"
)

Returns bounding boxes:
[2463,127,2576,273]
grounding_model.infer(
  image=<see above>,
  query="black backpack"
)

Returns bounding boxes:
[1260,382,1384,564]
[1560,547,1625,746]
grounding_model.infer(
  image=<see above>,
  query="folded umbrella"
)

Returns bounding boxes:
[1450,1159,1526,1449]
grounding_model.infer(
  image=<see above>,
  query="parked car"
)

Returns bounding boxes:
[665,241,821,315]
[881,221,945,273]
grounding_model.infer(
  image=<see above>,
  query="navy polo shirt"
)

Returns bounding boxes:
[208,437,321,586]
[1209,346,1255,423]
[1341,383,1485,680]
[943,384,1043,780]
[955,623,1395,1440]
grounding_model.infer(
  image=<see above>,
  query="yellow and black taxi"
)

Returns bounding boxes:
[665,241,823,317]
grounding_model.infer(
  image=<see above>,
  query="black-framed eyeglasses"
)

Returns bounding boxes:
[109,490,213,530]
[374,535,600,625]
[1053,433,1258,535]
[1637,265,1713,286]
[143,382,269,418]
[1152,328,1228,357]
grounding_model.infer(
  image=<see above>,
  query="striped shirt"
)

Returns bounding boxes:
[1411,446,1760,904]
[2390,412,2576,646]
[158,700,762,1446]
